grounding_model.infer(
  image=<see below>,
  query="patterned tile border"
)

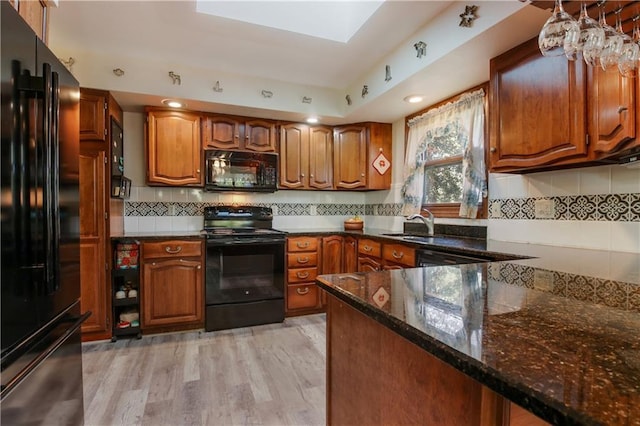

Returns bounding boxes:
[125,195,640,221]
[488,262,640,313]
[124,201,402,217]
[489,193,640,221]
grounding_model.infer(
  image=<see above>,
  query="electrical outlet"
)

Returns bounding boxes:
[533,269,554,292]
[534,199,554,219]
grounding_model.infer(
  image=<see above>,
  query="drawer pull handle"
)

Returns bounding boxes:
[165,246,182,254]
[392,250,404,259]
[297,256,309,264]
[296,241,310,248]
[297,271,310,279]
[296,287,310,295]
[363,245,372,252]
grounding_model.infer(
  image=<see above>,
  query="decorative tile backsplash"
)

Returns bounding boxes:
[488,262,640,313]
[489,193,640,221]
[125,201,403,217]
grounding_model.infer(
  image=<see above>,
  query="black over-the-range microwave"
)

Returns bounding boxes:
[204,149,279,193]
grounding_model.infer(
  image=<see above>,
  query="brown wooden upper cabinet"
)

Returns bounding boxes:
[145,108,203,186]
[280,123,333,190]
[589,65,638,157]
[489,37,638,173]
[12,0,48,43]
[80,90,107,142]
[333,123,392,190]
[202,114,277,152]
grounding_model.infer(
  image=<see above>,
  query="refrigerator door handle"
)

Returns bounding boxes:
[0,310,90,400]
[42,63,60,294]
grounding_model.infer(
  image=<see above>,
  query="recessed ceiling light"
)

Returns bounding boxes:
[306,117,319,124]
[162,99,184,108]
[403,95,425,104]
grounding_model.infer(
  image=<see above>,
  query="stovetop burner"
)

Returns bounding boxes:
[202,206,285,244]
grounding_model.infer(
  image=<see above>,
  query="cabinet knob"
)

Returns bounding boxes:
[361,173,365,177]
[165,246,182,254]
[310,174,314,178]
[392,250,404,259]
[363,245,372,252]
[296,256,309,264]
[235,134,240,139]
[196,169,200,174]
[197,265,201,269]
[490,147,497,153]
[296,241,310,248]
[618,106,628,113]
[297,271,310,279]
[301,173,305,177]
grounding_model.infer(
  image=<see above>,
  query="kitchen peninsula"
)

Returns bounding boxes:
[316,243,640,426]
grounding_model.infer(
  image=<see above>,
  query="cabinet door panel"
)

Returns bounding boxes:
[322,235,343,274]
[280,124,308,189]
[334,126,367,189]
[79,152,105,238]
[147,111,202,186]
[490,38,588,171]
[309,126,333,189]
[245,119,276,152]
[80,241,107,335]
[203,116,241,149]
[590,66,636,154]
[358,256,381,272]
[79,91,106,142]
[343,236,358,273]
[142,258,203,328]
[79,151,108,338]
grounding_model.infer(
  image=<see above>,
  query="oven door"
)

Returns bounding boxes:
[205,240,285,305]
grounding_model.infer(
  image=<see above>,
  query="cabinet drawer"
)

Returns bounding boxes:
[382,244,416,267]
[287,237,318,252]
[287,267,318,283]
[142,240,202,259]
[287,283,321,311]
[358,239,381,258]
[287,252,318,268]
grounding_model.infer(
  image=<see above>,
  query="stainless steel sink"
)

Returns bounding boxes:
[381,233,435,242]
[401,235,435,243]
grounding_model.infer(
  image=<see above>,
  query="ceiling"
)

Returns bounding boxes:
[48,1,551,125]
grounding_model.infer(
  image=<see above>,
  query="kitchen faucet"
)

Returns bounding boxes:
[405,208,434,236]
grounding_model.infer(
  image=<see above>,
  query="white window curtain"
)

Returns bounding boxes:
[401,89,486,218]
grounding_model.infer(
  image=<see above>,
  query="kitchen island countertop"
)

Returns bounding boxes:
[316,249,640,425]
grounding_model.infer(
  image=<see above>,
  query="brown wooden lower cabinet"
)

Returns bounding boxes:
[286,236,322,316]
[326,295,548,425]
[140,240,204,332]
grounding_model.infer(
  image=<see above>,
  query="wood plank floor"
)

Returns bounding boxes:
[82,314,326,426]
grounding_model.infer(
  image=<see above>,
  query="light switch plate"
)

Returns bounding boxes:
[534,199,554,219]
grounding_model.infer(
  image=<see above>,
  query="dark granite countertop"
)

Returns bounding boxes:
[110,231,205,240]
[317,252,640,425]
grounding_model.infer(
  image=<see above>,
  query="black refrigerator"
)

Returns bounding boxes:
[1,2,89,424]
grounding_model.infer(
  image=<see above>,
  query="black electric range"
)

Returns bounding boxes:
[202,206,286,331]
